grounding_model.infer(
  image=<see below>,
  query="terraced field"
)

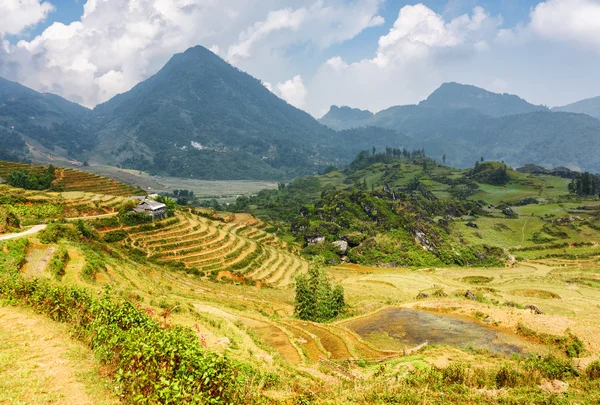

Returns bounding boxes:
[0,161,143,196]
[114,212,308,288]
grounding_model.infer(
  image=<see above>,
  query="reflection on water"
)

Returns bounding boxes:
[343,308,522,355]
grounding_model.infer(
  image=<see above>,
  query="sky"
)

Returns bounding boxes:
[1,0,600,118]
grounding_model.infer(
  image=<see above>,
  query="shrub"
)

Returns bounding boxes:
[47,247,69,279]
[526,354,579,380]
[587,361,600,380]
[295,264,345,322]
[38,223,78,244]
[103,229,128,243]
[0,262,251,404]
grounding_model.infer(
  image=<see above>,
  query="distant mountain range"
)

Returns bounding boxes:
[1,46,600,178]
[320,83,600,171]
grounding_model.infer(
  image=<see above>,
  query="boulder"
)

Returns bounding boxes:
[466,221,478,229]
[306,236,325,245]
[332,240,349,255]
[502,207,517,217]
[525,304,543,315]
[416,292,430,300]
[465,291,477,300]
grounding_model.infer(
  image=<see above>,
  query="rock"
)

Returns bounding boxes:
[465,291,477,300]
[502,207,517,217]
[540,379,568,394]
[415,230,434,252]
[307,236,325,245]
[483,316,492,323]
[525,304,543,315]
[466,221,478,229]
[332,240,349,255]
[416,292,430,299]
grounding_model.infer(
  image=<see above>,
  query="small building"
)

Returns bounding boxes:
[132,196,167,220]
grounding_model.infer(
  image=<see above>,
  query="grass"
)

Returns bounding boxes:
[0,305,117,405]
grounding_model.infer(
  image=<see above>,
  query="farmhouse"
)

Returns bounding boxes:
[132,196,167,219]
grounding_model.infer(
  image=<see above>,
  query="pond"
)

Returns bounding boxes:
[341,308,524,355]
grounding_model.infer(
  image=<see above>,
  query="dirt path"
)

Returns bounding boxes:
[0,306,118,405]
[21,245,56,278]
[0,225,47,241]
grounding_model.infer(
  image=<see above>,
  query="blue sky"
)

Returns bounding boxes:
[1,0,599,116]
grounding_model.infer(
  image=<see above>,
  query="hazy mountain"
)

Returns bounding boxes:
[91,46,354,179]
[0,77,92,159]
[318,83,600,171]
[552,96,600,120]
[419,82,549,117]
[320,105,374,130]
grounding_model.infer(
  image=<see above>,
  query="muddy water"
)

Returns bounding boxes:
[342,308,523,355]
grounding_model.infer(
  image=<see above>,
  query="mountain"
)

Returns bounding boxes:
[320,105,374,130]
[0,77,92,159]
[317,83,600,171]
[552,96,600,120]
[91,46,346,180]
[419,82,549,117]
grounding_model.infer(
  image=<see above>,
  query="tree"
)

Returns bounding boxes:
[295,265,345,322]
[480,157,484,162]
[442,154,446,166]
[372,146,376,156]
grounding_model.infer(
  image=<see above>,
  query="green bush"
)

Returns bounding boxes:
[587,361,600,380]
[295,264,345,322]
[103,229,129,243]
[0,266,251,404]
[38,223,78,244]
[47,247,69,279]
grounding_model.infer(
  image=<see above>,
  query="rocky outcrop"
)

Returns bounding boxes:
[525,304,543,315]
[332,240,349,255]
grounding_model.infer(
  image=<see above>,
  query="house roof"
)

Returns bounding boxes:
[137,199,166,211]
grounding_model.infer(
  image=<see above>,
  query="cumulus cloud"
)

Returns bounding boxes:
[308,4,503,115]
[0,0,54,37]
[0,0,383,107]
[529,0,600,50]
[275,75,308,108]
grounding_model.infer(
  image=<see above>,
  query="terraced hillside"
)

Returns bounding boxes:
[0,161,143,196]
[104,211,308,288]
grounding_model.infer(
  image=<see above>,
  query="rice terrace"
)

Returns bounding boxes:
[3,3,600,402]
[1,154,600,404]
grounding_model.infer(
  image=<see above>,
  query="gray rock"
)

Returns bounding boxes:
[332,240,349,255]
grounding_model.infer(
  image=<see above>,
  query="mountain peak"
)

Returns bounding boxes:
[420,82,548,117]
[319,105,373,130]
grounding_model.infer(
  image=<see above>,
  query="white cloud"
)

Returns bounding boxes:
[529,0,600,50]
[0,0,54,36]
[308,4,503,114]
[0,0,383,108]
[274,75,307,108]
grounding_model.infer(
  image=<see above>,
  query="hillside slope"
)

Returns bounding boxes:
[91,46,343,179]
[553,95,600,120]
[0,77,92,159]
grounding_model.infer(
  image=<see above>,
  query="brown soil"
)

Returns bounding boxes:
[0,306,117,404]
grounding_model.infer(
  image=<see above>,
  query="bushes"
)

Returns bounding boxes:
[0,238,29,272]
[587,361,600,380]
[295,264,345,322]
[0,271,250,404]
[103,229,129,243]
[48,247,69,279]
[38,223,78,243]
[120,211,153,226]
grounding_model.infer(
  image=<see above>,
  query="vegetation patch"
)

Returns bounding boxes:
[511,289,561,299]
[461,276,494,284]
